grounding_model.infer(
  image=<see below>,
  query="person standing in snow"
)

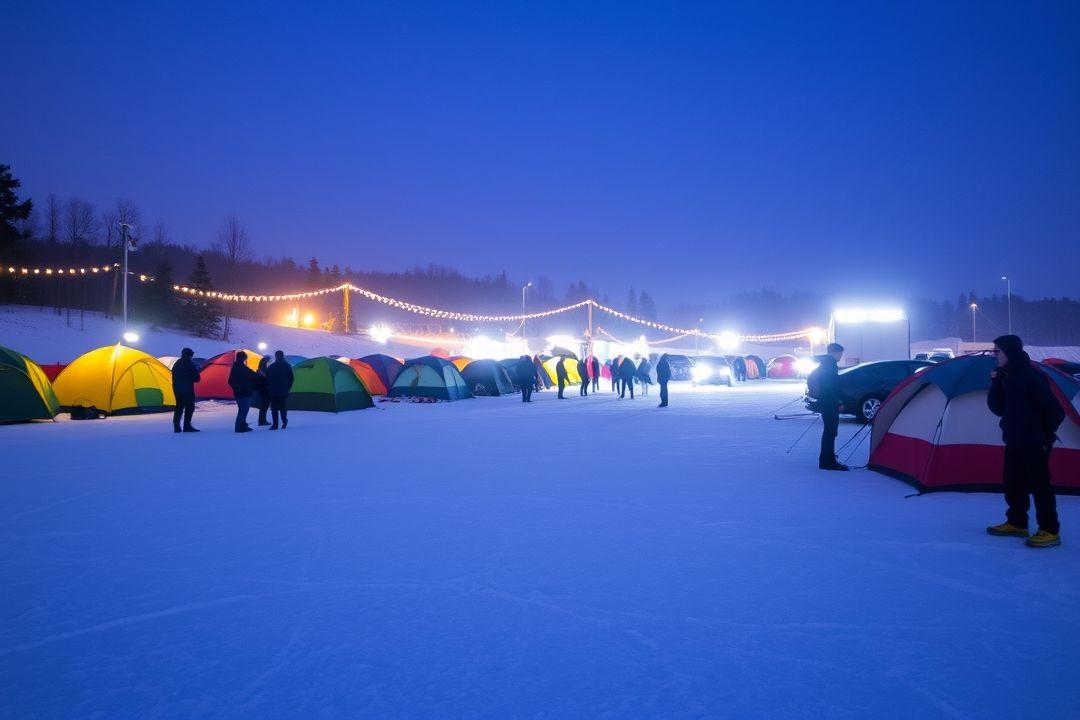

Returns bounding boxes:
[812,343,847,471]
[590,355,601,393]
[266,350,294,430]
[556,357,569,399]
[610,356,621,392]
[578,358,589,396]
[986,335,1066,548]
[656,353,672,408]
[253,356,271,427]
[228,351,259,433]
[532,355,546,393]
[516,355,535,403]
[637,357,652,397]
[170,347,201,433]
[619,356,637,399]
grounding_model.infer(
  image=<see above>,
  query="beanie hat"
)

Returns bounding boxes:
[993,335,1024,363]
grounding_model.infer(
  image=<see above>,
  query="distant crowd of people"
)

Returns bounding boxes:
[514,353,673,407]
[170,348,295,434]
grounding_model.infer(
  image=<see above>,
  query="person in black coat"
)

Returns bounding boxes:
[637,358,652,397]
[986,335,1066,547]
[532,355,546,392]
[814,343,847,471]
[556,357,569,399]
[610,356,622,392]
[619,357,637,399]
[590,355,601,393]
[253,356,271,426]
[265,351,295,429]
[228,351,259,433]
[516,355,535,403]
[170,347,201,433]
[577,358,589,396]
[656,354,672,408]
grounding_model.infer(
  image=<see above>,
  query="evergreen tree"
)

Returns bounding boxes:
[0,163,33,257]
[626,288,638,315]
[140,259,179,329]
[180,255,222,338]
[306,257,321,289]
[638,291,657,321]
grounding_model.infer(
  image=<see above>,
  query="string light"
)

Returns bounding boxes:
[2,264,155,282]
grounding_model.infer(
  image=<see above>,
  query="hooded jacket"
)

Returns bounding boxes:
[987,346,1065,448]
[810,354,840,403]
[171,355,201,394]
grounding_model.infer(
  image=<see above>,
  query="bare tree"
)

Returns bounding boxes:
[64,197,99,246]
[152,220,171,246]
[15,204,40,240]
[45,193,61,244]
[214,214,252,340]
[115,198,141,233]
[101,210,118,249]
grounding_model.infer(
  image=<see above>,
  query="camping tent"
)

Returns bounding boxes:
[744,355,766,380]
[390,356,473,400]
[460,359,517,396]
[284,355,308,366]
[53,345,175,414]
[194,348,263,400]
[1044,358,1080,377]
[288,357,374,412]
[542,356,581,385]
[766,354,799,379]
[869,354,1080,494]
[158,356,179,369]
[430,347,451,359]
[449,356,473,372]
[345,358,389,395]
[38,363,67,382]
[0,346,60,422]
[725,355,747,381]
[360,354,404,390]
[499,358,525,389]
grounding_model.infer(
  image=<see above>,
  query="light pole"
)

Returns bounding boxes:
[119,222,137,331]
[695,317,703,353]
[1001,276,1011,335]
[521,282,531,338]
[970,303,978,343]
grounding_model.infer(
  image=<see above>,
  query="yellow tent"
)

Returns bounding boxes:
[542,356,581,385]
[53,345,176,414]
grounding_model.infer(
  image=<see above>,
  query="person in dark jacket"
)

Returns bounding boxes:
[637,358,652,397]
[577,358,589,396]
[986,335,1066,547]
[516,355,535,403]
[590,355,601,393]
[556,357,569,399]
[619,357,637,399]
[228,351,259,433]
[170,347,201,433]
[656,354,672,407]
[733,356,747,382]
[608,358,618,392]
[815,343,847,471]
[532,355,546,392]
[265,351,295,429]
[253,356,271,426]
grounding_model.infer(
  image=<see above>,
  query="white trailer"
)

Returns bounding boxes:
[829,308,910,367]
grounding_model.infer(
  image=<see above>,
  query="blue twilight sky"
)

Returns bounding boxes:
[2,1,1078,307]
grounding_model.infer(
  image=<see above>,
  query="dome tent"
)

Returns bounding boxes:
[390,356,472,401]
[53,345,175,414]
[194,348,263,400]
[542,356,581,385]
[869,354,1080,494]
[360,354,404,390]
[344,357,389,395]
[460,359,517,396]
[499,358,524,390]
[766,354,799,379]
[449,356,473,371]
[289,357,374,412]
[744,355,766,379]
[0,346,60,422]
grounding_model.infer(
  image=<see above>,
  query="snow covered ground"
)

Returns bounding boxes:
[3,375,1078,719]
[3,304,1079,718]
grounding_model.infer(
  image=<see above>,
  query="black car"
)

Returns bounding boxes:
[809,360,934,423]
[662,354,694,382]
[690,356,734,387]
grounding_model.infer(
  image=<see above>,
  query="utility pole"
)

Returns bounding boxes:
[970,303,978,343]
[342,285,351,334]
[587,300,594,356]
[1001,276,1011,335]
[521,282,531,339]
[119,222,136,331]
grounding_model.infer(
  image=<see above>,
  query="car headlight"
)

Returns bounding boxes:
[692,365,713,382]
[719,366,730,376]
[796,358,819,375]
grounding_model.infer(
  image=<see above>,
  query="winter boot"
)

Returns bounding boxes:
[183,426,200,433]
[819,460,849,471]
[1025,530,1061,548]
[986,522,1030,538]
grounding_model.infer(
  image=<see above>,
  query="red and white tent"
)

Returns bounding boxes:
[869,354,1080,494]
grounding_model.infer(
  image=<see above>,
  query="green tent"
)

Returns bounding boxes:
[0,346,60,422]
[288,357,375,412]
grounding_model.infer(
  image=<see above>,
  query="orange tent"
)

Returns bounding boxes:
[449,355,473,371]
[346,358,388,395]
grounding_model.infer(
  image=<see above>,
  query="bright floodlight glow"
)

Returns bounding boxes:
[257,341,268,351]
[462,335,503,359]
[796,357,819,376]
[302,313,316,327]
[833,308,869,324]
[691,365,713,382]
[869,308,904,323]
[369,324,392,344]
[546,334,577,349]
[808,327,827,344]
[717,331,740,352]
[122,331,139,343]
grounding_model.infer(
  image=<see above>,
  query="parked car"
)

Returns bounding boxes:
[691,356,734,387]
[914,348,955,363]
[662,354,694,382]
[808,360,934,423]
